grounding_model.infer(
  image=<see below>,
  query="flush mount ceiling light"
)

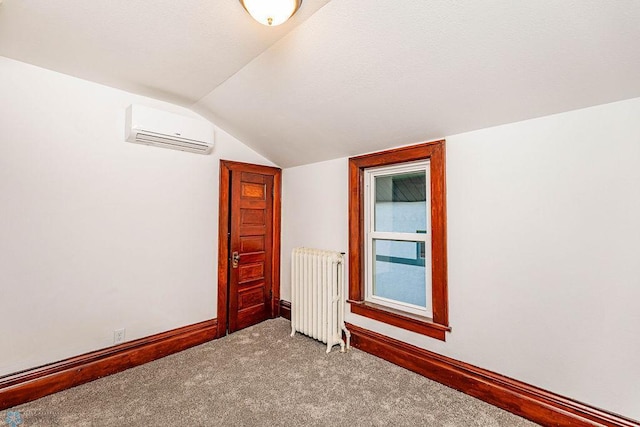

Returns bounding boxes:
[240,0,303,26]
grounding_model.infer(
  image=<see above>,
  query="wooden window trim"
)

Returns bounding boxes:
[348,140,449,340]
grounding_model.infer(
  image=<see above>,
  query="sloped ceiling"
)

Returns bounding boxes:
[2,0,640,167]
[0,0,330,104]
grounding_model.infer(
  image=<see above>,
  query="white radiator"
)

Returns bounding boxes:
[290,248,350,353]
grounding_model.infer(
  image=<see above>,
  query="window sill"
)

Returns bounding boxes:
[348,300,450,341]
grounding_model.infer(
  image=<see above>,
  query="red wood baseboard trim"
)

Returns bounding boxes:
[280,300,291,320]
[0,319,218,410]
[346,323,639,427]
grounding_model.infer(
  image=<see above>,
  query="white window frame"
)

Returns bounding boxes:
[363,160,432,317]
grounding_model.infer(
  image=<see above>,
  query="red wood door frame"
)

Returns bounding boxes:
[217,160,282,338]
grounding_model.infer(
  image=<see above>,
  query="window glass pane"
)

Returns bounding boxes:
[373,239,426,308]
[374,171,426,233]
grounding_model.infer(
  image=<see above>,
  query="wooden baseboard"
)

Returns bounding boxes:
[280,300,291,320]
[346,323,639,427]
[0,319,218,410]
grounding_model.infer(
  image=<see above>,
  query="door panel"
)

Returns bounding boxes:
[240,236,265,253]
[228,170,274,332]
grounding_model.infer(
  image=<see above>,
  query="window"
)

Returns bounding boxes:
[365,161,431,317]
[348,140,449,341]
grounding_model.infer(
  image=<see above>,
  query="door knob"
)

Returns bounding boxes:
[232,251,240,268]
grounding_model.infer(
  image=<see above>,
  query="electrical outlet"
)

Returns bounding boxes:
[114,328,126,345]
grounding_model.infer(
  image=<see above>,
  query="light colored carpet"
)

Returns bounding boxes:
[9,319,537,426]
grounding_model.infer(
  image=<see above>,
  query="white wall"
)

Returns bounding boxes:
[0,57,274,376]
[281,158,350,302]
[280,97,640,420]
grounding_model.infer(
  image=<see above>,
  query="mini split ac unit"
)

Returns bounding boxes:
[125,104,215,154]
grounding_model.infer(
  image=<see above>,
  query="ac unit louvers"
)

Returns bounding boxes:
[125,105,214,154]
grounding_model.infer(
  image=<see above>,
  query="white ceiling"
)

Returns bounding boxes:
[2,0,640,167]
[0,0,330,104]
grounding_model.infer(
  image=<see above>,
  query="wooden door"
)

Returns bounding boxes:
[218,161,281,337]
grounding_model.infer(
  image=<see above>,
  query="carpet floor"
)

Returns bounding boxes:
[9,318,537,426]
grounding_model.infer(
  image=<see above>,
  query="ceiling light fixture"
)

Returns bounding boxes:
[240,0,302,27]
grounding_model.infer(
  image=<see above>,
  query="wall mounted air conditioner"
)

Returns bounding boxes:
[125,104,215,154]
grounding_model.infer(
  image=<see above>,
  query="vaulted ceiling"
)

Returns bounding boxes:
[2,0,640,167]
